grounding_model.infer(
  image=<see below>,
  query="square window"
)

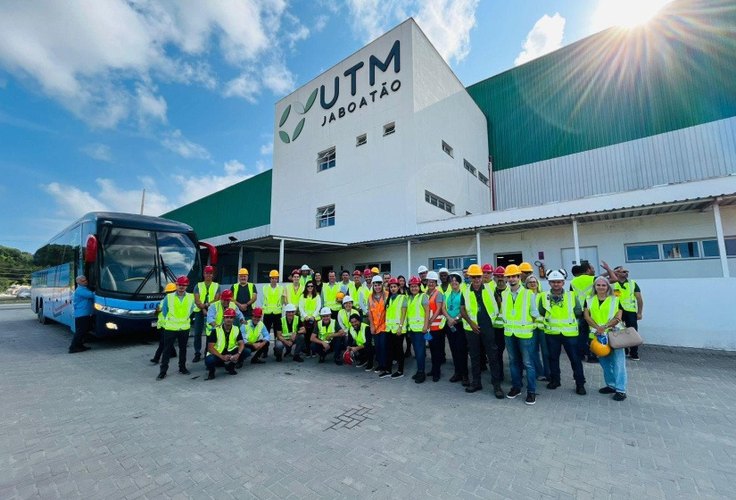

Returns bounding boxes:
[383,122,395,136]
[663,241,699,259]
[317,147,336,172]
[625,244,660,261]
[702,239,719,258]
[442,141,453,158]
[356,134,367,146]
[316,204,335,228]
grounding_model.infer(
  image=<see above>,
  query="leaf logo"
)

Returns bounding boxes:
[278,88,318,144]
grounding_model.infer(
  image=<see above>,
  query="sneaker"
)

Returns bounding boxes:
[150,358,159,364]
[179,368,191,375]
[546,380,561,390]
[630,354,640,361]
[465,384,482,393]
[462,377,470,387]
[525,392,536,405]
[156,372,166,380]
[599,386,616,394]
[432,374,440,382]
[493,385,505,399]
[613,392,627,401]
[576,385,587,395]
[373,367,382,373]
[414,372,426,384]
[378,371,391,378]
[364,364,374,372]
[537,376,550,382]
[192,353,201,363]
[449,374,462,383]
[293,355,304,363]
[205,370,216,380]
[391,371,404,379]
[507,387,522,399]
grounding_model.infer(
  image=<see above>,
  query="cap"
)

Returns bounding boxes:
[164,283,176,293]
[371,275,383,284]
[238,268,249,275]
[252,307,263,317]
[203,265,214,273]
[223,308,237,318]
[342,295,353,303]
[417,265,429,274]
[438,267,449,274]
[221,289,233,300]
[482,263,494,273]
[300,264,310,271]
[176,276,189,286]
[319,307,332,316]
[284,303,297,313]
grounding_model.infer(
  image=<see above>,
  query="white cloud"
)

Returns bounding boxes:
[313,15,329,32]
[261,62,296,96]
[223,73,261,103]
[161,130,211,160]
[346,0,478,64]
[136,84,168,125]
[260,141,273,155]
[174,160,253,205]
[514,13,566,66]
[80,143,113,162]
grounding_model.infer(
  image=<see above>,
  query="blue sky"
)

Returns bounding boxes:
[0,0,671,253]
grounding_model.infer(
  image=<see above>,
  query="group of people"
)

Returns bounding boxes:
[147,260,643,404]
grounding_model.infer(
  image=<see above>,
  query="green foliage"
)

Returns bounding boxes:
[0,245,39,289]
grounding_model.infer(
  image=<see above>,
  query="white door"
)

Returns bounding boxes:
[561,246,599,275]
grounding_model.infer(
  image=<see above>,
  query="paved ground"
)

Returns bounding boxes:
[1,306,735,499]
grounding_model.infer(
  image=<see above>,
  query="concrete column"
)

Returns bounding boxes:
[407,240,412,277]
[278,238,285,281]
[713,201,730,278]
[476,230,482,264]
[572,217,581,265]
[237,245,243,269]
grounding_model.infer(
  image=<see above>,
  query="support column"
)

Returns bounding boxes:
[278,238,285,281]
[572,217,581,265]
[713,201,730,278]
[407,240,412,278]
[237,245,243,269]
[476,230,482,264]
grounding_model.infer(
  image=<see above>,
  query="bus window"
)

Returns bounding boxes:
[157,232,197,286]
[99,228,158,294]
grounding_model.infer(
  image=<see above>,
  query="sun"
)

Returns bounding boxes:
[591,0,672,31]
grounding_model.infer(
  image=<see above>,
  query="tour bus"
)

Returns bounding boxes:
[31,212,217,336]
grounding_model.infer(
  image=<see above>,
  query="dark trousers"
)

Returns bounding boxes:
[242,341,269,363]
[577,317,590,359]
[263,313,281,334]
[205,353,237,372]
[152,328,177,361]
[493,327,506,380]
[191,311,206,355]
[363,330,375,367]
[373,332,388,370]
[546,334,586,386]
[312,336,346,362]
[274,334,306,357]
[621,311,640,357]
[71,315,93,349]
[161,329,188,373]
[387,334,406,373]
[465,327,503,387]
[428,328,447,377]
[447,326,468,378]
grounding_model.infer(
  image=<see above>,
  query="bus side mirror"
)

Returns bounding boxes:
[199,241,218,265]
[85,236,98,263]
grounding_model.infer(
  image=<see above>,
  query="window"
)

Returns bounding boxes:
[663,241,699,259]
[425,190,454,214]
[316,204,335,228]
[625,244,660,261]
[356,134,367,146]
[430,255,477,273]
[624,238,736,262]
[463,159,477,177]
[356,262,391,273]
[495,252,522,268]
[702,238,736,258]
[317,147,336,172]
[442,140,453,158]
[383,122,395,136]
[478,172,489,186]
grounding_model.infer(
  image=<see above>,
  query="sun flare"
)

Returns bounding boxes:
[591,0,672,31]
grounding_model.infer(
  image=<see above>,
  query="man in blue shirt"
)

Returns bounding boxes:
[70,275,94,353]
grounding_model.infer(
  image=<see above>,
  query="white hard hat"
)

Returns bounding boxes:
[284,304,297,313]
[319,307,332,316]
[371,275,383,284]
[546,269,567,281]
[342,295,353,303]
[426,271,439,282]
[438,267,449,274]
[300,264,310,271]
[417,265,429,274]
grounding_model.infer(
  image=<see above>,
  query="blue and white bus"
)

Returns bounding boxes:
[31,212,217,336]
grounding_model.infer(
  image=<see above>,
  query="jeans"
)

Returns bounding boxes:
[387,334,405,373]
[204,353,237,371]
[191,311,206,355]
[311,336,347,362]
[160,329,188,373]
[362,330,375,367]
[410,331,426,373]
[493,327,506,380]
[577,317,590,359]
[545,334,586,386]
[428,329,447,377]
[446,326,468,378]
[465,327,503,387]
[241,341,269,363]
[598,347,627,392]
[373,332,388,370]
[621,311,640,357]
[506,336,537,393]
[274,335,306,357]
[532,328,550,378]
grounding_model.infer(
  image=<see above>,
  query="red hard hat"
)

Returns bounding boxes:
[482,263,494,273]
[492,266,506,277]
[363,268,372,276]
[291,269,300,276]
[203,265,214,273]
[352,269,362,276]
[252,307,263,317]
[176,276,189,286]
[221,289,233,300]
[223,307,237,318]
[408,276,422,286]
[343,349,353,365]
[388,277,400,285]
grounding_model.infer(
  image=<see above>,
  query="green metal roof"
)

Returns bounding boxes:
[162,170,272,239]
[466,0,736,171]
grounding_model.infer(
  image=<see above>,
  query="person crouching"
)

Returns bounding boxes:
[238,307,270,367]
[311,307,347,364]
[205,308,245,380]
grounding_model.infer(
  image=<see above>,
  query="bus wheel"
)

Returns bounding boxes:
[37,303,47,324]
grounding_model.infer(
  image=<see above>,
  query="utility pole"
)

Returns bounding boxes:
[140,189,146,215]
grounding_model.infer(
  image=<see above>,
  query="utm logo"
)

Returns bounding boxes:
[278,88,318,144]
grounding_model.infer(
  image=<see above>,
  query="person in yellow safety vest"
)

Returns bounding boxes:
[481,264,496,294]
[206,289,244,331]
[584,276,627,401]
[261,269,285,345]
[383,277,407,379]
[437,267,452,299]
[571,260,618,363]
[460,264,505,399]
[337,295,360,332]
[310,307,347,364]
[612,265,643,361]
[519,262,534,285]
[192,265,220,363]
[424,271,448,381]
[232,268,257,321]
[274,304,306,362]
[204,308,246,380]
[150,283,178,364]
[491,266,507,380]
[238,307,270,368]
[299,264,313,287]
[284,269,304,310]
[347,270,363,311]
[405,276,429,383]
[500,264,541,405]
[538,269,586,395]
[339,270,351,295]
[417,265,429,293]
[367,275,387,373]
[444,272,469,386]
[524,274,550,381]
[358,268,373,322]
[346,313,369,366]
[157,276,195,380]
[298,281,322,321]
[321,270,342,320]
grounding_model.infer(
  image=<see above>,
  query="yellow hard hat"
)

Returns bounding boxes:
[504,264,521,277]
[590,337,612,357]
[467,264,483,277]
[238,268,249,275]
[336,292,345,301]
[164,283,176,293]
[519,262,534,272]
[371,267,380,274]
[269,270,279,278]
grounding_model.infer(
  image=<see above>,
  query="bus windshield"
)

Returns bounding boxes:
[98,227,197,294]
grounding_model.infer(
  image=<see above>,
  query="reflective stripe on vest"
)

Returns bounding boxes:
[463,286,497,326]
[244,322,263,344]
[570,275,594,304]
[280,317,299,339]
[262,284,284,314]
[614,280,638,312]
[502,288,534,338]
[385,294,405,334]
[317,320,335,341]
[541,291,577,336]
[232,283,255,302]
[214,326,239,353]
[427,290,446,330]
[406,294,426,332]
[588,295,620,337]
[194,281,219,312]
[322,283,341,311]
[165,293,194,330]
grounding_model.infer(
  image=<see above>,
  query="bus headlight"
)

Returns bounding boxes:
[95,303,129,315]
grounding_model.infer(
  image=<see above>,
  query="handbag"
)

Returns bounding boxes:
[608,327,643,349]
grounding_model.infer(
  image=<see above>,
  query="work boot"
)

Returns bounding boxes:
[493,385,505,399]
[226,365,238,375]
[462,377,470,387]
[449,374,462,383]
[179,368,191,375]
[576,385,587,395]
[275,351,283,362]
[414,372,426,384]
[465,384,482,393]
[546,380,561,390]
[251,358,265,364]
[156,372,166,380]
[205,370,216,380]
[293,355,304,362]
[150,357,159,364]
[192,353,201,363]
